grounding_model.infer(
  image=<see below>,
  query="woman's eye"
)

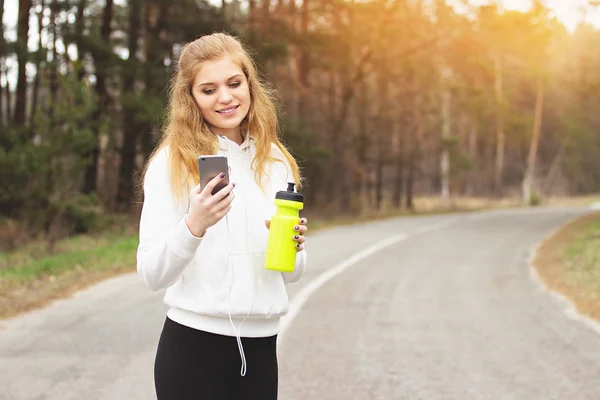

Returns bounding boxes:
[229,82,241,88]
[203,89,215,95]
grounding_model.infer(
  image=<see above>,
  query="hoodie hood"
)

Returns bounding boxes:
[216,132,254,154]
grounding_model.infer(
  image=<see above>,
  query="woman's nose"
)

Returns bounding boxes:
[218,87,233,103]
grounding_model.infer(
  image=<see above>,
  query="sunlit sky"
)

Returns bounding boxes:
[2,0,600,37]
[449,0,600,31]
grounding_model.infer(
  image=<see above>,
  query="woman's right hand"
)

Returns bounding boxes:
[185,173,235,238]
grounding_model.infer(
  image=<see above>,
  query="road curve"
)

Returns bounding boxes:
[1,208,598,399]
[279,208,600,400]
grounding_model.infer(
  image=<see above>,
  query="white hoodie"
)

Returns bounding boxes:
[136,134,307,345]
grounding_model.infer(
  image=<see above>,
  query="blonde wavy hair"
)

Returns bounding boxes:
[143,32,301,201]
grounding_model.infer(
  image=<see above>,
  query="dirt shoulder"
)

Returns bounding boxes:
[532,211,600,323]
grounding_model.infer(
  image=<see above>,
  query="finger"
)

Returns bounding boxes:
[222,188,235,204]
[214,191,235,212]
[293,224,307,235]
[265,220,270,229]
[295,243,304,252]
[212,182,235,202]
[215,204,232,219]
[203,172,228,194]
[292,234,305,245]
[299,217,308,225]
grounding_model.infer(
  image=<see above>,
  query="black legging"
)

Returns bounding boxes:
[154,317,278,400]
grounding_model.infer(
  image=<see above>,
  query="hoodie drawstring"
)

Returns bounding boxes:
[222,134,255,377]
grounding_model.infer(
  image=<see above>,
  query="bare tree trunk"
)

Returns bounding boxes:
[274,0,284,18]
[287,0,298,121]
[392,128,404,208]
[326,52,374,208]
[466,122,478,196]
[357,78,369,211]
[322,70,337,205]
[83,0,113,195]
[406,147,415,210]
[141,0,168,160]
[260,0,269,19]
[47,0,58,118]
[375,148,384,210]
[5,77,12,120]
[29,0,46,129]
[0,61,4,129]
[440,66,451,202]
[117,0,142,211]
[407,94,425,210]
[493,53,505,197]
[0,1,10,128]
[221,0,227,27]
[248,0,256,33]
[542,142,564,195]
[0,0,5,129]
[13,0,33,126]
[75,0,87,81]
[297,0,309,121]
[523,77,545,205]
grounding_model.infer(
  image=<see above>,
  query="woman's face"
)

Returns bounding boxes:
[191,56,251,139]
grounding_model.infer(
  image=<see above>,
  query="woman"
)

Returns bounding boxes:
[136,32,308,400]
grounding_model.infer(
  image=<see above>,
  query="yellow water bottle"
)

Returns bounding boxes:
[265,182,304,272]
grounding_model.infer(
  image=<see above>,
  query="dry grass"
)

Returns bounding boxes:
[411,195,522,211]
[532,211,600,322]
[305,195,524,229]
[412,194,600,211]
[0,266,135,320]
[543,194,600,207]
[0,231,138,320]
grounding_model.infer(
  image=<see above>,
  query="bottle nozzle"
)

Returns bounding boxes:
[276,182,303,202]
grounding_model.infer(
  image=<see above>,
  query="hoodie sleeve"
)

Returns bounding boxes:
[136,150,203,291]
[282,249,307,284]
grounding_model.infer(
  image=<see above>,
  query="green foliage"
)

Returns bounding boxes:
[2,0,600,251]
[167,0,224,43]
[63,193,106,234]
[529,189,542,206]
[553,26,600,193]
[440,136,475,186]
[0,127,26,203]
[0,74,101,241]
[279,118,331,198]
[440,136,459,153]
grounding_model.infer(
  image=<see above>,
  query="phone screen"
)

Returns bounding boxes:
[198,155,229,195]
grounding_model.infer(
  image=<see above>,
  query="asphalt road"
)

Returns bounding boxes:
[1,207,599,400]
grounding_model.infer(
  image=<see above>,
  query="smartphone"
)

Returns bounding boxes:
[198,155,230,195]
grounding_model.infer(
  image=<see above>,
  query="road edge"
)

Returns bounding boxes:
[527,213,600,336]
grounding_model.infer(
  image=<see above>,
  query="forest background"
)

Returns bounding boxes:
[1,0,600,251]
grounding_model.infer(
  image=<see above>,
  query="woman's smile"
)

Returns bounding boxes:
[216,105,239,115]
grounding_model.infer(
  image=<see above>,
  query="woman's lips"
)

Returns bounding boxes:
[216,105,239,115]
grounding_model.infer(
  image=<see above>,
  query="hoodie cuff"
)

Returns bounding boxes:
[167,216,204,259]
[282,249,307,284]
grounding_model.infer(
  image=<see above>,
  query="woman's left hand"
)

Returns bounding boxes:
[265,217,308,252]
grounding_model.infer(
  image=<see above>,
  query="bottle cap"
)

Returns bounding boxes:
[275,182,304,202]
